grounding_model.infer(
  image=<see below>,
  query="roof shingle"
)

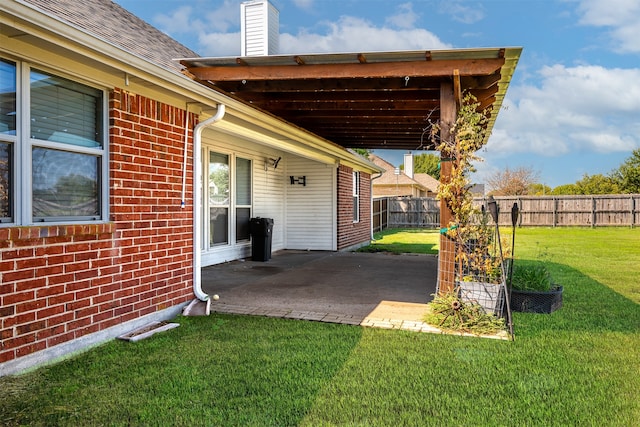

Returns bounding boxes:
[20,0,199,73]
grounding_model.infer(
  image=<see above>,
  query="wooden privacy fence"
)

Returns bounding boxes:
[477,195,640,227]
[374,194,640,230]
[374,197,440,229]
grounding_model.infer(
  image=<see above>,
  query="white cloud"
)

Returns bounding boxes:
[198,32,241,56]
[439,0,485,24]
[153,6,197,34]
[291,0,315,11]
[153,0,241,54]
[577,0,640,53]
[279,15,450,54]
[386,3,419,30]
[489,64,640,158]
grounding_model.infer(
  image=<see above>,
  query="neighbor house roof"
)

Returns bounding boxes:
[19,0,199,73]
[413,173,440,193]
[369,154,426,188]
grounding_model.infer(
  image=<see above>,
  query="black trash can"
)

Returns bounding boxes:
[249,217,274,261]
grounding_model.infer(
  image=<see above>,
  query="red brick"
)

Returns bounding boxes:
[3,269,35,282]
[65,261,90,273]
[47,312,74,327]
[0,300,16,316]
[37,284,65,298]
[16,257,47,270]
[2,291,35,305]
[0,349,16,363]
[16,341,47,357]
[48,331,74,347]
[36,305,65,320]
[16,320,47,335]
[16,299,46,313]
[47,293,74,306]
[68,317,92,331]
[35,265,65,277]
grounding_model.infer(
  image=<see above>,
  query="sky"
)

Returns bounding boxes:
[114,0,640,189]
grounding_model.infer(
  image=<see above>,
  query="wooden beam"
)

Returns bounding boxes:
[215,77,443,92]
[438,81,457,294]
[453,69,462,110]
[186,58,505,81]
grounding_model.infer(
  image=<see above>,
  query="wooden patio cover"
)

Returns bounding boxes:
[180,47,521,292]
[180,47,521,151]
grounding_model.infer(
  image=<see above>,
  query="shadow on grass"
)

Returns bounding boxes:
[512,259,640,335]
[0,316,363,427]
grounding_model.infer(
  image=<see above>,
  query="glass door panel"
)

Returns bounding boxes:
[235,157,252,242]
[209,152,229,246]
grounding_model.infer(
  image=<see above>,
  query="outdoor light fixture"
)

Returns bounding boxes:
[265,156,281,170]
[290,176,306,186]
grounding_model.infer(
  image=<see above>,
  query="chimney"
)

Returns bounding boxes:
[404,153,414,179]
[240,0,279,56]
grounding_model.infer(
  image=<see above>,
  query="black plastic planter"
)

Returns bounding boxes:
[510,286,563,314]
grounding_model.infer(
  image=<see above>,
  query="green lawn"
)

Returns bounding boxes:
[359,228,440,254]
[1,228,639,426]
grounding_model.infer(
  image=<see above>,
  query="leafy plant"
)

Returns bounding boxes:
[511,263,553,292]
[424,290,506,336]
[429,93,500,284]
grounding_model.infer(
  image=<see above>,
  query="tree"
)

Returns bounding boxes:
[401,153,440,179]
[353,148,372,158]
[486,166,539,196]
[575,173,620,194]
[612,148,640,193]
[551,184,580,195]
[528,183,552,196]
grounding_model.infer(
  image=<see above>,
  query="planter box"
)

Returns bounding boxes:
[510,286,563,314]
[457,281,505,316]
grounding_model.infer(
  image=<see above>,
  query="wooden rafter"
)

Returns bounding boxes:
[180,48,520,150]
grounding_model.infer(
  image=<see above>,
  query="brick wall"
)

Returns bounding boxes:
[0,88,194,365]
[337,165,372,250]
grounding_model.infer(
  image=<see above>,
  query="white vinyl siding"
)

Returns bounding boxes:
[285,157,334,250]
[200,131,285,265]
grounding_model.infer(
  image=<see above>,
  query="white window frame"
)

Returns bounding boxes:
[1,57,108,226]
[203,149,253,250]
[353,171,360,223]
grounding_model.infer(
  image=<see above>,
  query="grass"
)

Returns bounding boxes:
[358,228,440,254]
[1,227,639,426]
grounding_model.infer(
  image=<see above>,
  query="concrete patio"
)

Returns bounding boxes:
[201,250,442,332]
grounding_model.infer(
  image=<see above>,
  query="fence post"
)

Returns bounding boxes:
[591,196,596,228]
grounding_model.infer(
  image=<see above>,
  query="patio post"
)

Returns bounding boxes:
[438,81,456,294]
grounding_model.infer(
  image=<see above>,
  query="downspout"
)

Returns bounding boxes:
[370,172,383,240]
[192,104,226,301]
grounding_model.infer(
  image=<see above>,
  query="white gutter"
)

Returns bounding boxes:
[192,104,226,301]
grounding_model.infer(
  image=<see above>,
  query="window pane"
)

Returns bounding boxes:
[30,69,103,148]
[236,207,251,242]
[210,207,228,245]
[209,152,229,206]
[236,157,251,205]
[32,147,99,218]
[0,59,16,136]
[353,196,359,222]
[0,142,10,220]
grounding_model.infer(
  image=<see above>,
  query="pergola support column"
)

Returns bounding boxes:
[438,81,457,294]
